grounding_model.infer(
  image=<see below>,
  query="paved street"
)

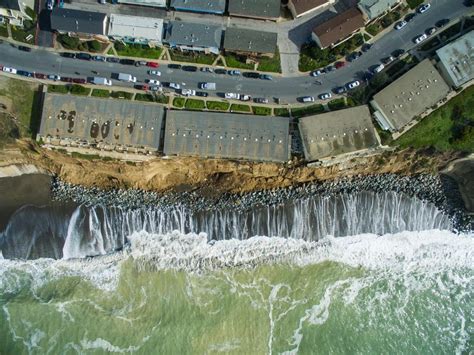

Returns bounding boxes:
[1,0,471,104]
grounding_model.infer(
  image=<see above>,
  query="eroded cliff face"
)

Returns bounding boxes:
[0,140,465,195]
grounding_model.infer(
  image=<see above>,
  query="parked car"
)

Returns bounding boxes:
[435,19,450,28]
[61,52,76,58]
[168,82,180,90]
[392,49,406,58]
[135,84,149,91]
[146,61,159,68]
[225,92,240,99]
[426,27,437,35]
[347,80,360,89]
[106,57,120,63]
[240,94,251,101]
[17,70,33,77]
[382,56,394,65]
[394,20,407,30]
[243,72,260,78]
[259,74,273,80]
[200,67,214,73]
[319,93,332,100]
[76,53,92,60]
[135,60,147,67]
[181,89,196,96]
[324,65,335,73]
[60,77,73,82]
[2,67,17,74]
[414,33,428,44]
[405,13,417,22]
[34,73,47,79]
[196,91,209,97]
[18,45,31,52]
[300,96,315,103]
[120,59,135,65]
[168,64,182,69]
[333,86,346,94]
[311,69,323,77]
[46,0,53,10]
[254,97,268,104]
[199,82,216,90]
[371,63,385,73]
[148,70,161,76]
[182,65,198,72]
[47,74,60,81]
[361,43,373,52]
[347,51,362,62]
[417,3,430,13]
[214,68,227,75]
[228,70,241,76]
[335,61,346,69]
[149,86,162,92]
[92,55,106,62]
[72,78,87,84]
[146,79,160,85]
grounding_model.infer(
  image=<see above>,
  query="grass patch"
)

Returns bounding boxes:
[185,99,206,110]
[225,54,254,70]
[394,86,474,152]
[173,97,185,108]
[0,25,8,37]
[107,47,115,55]
[169,50,216,65]
[71,152,114,161]
[69,85,90,96]
[230,104,251,112]
[110,91,133,100]
[328,98,346,111]
[406,0,423,9]
[366,23,382,36]
[252,106,272,116]
[91,89,110,98]
[11,21,36,43]
[206,101,230,111]
[114,43,162,59]
[291,104,325,118]
[274,108,290,117]
[257,50,281,73]
[155,94,169,104]
[135,93,155,102]
[48,85,69,94]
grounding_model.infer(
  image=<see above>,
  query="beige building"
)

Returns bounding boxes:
[0,0,31,26]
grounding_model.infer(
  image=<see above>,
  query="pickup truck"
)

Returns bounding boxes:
[225,93,240,100]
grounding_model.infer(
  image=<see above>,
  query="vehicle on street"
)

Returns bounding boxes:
[34,73,47,79]
[435,19,450,28]
[2,67,17,74]
[168,64,182,69]
[47,74,60,81]
[199,82,216,90]
[300,96,315,103]
[17,70,33,77]
[405,13,417,22]
[259,74,273,80]
[181,89,196,96]
[382,56,394,65]
[417,3,430,13]
[333,86,346,94]
[392,49,405,58]
[148,70,161,76]
[46,0,53,10]
[311,70,323,77]
[214,68,227,75]
[347,80,360,89]
[135,84,149,91]
[92,55,106,62]
[117,73,137,82]
[243,72,260,78]
[225,92,240,99]
[61,52,76,58]
[200,67,213,73]
[335,61,346,69]
[361,43,372,52]
[254,98,268,104]
[60,77,73,83]
[146,62,159,68]
[18,45,31,52]
[182,66,198,72]
[240,95,251,101]
[394,20,407,30]
[426,27,437,35]
[146,79,160,85]
[150,86,162,92]
[319,93,332,100]
[168,82,180,90]
[371,63,385,73]
[72,78,87,84]
[106,57,120,63]
[228,70,241,76]
[324,65,335,73]
[196,91,208,97]
[120,59,135,65]
[414,33,428,44]
[135,60,147,66]
[347,51,362,62]
[76,53,91,61]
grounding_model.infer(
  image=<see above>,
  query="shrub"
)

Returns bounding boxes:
[59,34,80,50]
[252,106,272,115]
[185,99,206,110]
[206,101,230,111]
[274,108,290,117]
[91,89,110,98]
[48,85,69,94]
[230,104,251,112]
[69,84,90,96]
[173,97,185,108]
[87,40,101,52]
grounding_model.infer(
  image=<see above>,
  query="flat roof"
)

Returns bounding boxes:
[298,105,379,160]
[228,0,281,19]
[163,110,290,162]
[170,0,226,13]
[116,0,166,7]
[371,59,450,131]
[223,27,277,54]
[164,21,223,49]
[51,8,107,35]
[108,14,163,43]
[436,31,474,88]
[39,94,164,150]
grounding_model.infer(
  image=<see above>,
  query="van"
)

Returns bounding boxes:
[199,82,216,90]
[117,73,137,82]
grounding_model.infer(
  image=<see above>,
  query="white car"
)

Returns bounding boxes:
[347,80,360,89]
[417,3,430,13]
[2,67,17,74]
[181,89,196,96]
[148,70,161,76]
[146,79,160,85]
[319,93,332,100]
[301,96,315,103]
[372,63,385,74]
[240,95,251,101]
[48,74,60,81]
[311,70,323,77]
[395,20,407,30]
[169,82,180,90]
[225,92,240,99]
[414,34,428,44]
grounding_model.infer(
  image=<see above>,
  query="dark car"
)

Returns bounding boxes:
[347,51,362,62]
[92,55,106,62]
[18,45,31,52]
[196,91,209,97]
[182,65,198,72]
[168,64,182,69]
[335,61,346,69]
[60,77,73,82]
[134,84,149,91]
[72,78,87,84]
[324,65,335,73]
[382,55,394,65]
[135,60,147,66]
[260,74,273,80]
[34,73,47,79]
[436,19,450,28]
[333,86,347,94]
[214,68,227,75]
[17,70,33,77]
[106,57,120,63]
[243,72,260,79]
[392,49,405,58]
[76,53,92,60]
[61,52,76,59]
[405,13,417,22]
[120,58,136,65]
[361,43,373,52]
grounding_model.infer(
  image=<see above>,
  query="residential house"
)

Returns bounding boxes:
[108,14,164,45]
[228,0,281,20]
[288,0,334,18]
[116,0,166,8]
[223,27,278,57]
[358,0,401,22]
[164,21,223,54]
[170,0,226,14]
[0,0,31,26]
[51,8,107,37]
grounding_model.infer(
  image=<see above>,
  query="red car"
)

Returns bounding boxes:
[146,61,159,68]
[135,84,149,91]
[34,73,47,79]
[60,77,73,83]
[335,61,346,69]
[72,78,87,84]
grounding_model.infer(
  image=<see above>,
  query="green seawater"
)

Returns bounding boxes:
[1,230,473,355]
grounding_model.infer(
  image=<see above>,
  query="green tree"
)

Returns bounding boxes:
[87,40,101,52]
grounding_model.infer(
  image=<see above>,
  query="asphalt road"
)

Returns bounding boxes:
[0,0,471,104]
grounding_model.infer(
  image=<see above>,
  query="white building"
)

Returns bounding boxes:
[108,14,164,45]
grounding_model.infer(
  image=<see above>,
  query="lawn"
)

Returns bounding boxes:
[225,54,254,70]
[291,104,325,118]
[91,89,110,98]
[394,86,474,152]
[0,25,8,38]
[155,95,169,104]
[48,85,69,94]
[252,106,272,116]
[110,91,133,100]
[135,93,155,102]
[274,108,290,117]
[169,50,216,65]
[406,0,423,9]
[11,21,36,43]
[230,104,251,112]
[173,97,185,108]
[114,43,163,59]
[206,101,230,111]
[257,51,281,73]
[69,85,90,96]
[327,98,346,111]
[185,99,206,110]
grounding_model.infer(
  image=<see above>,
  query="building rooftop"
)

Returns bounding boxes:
[228,0,281,19]
[164,21,223,50]
[39,94,165,151]
[51,8,107,35]
[116,0,166,7]
[0,0,21,11]
[170,0,226,13]
[436,30,474,88]
[298,105,379,161]
[371,59,450,132]
[108,14,163,43]
[358,0,399,20]
[223,27,277,54]
[163,110,290,162]
[289,0,330,17]
[312,7,365,48]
